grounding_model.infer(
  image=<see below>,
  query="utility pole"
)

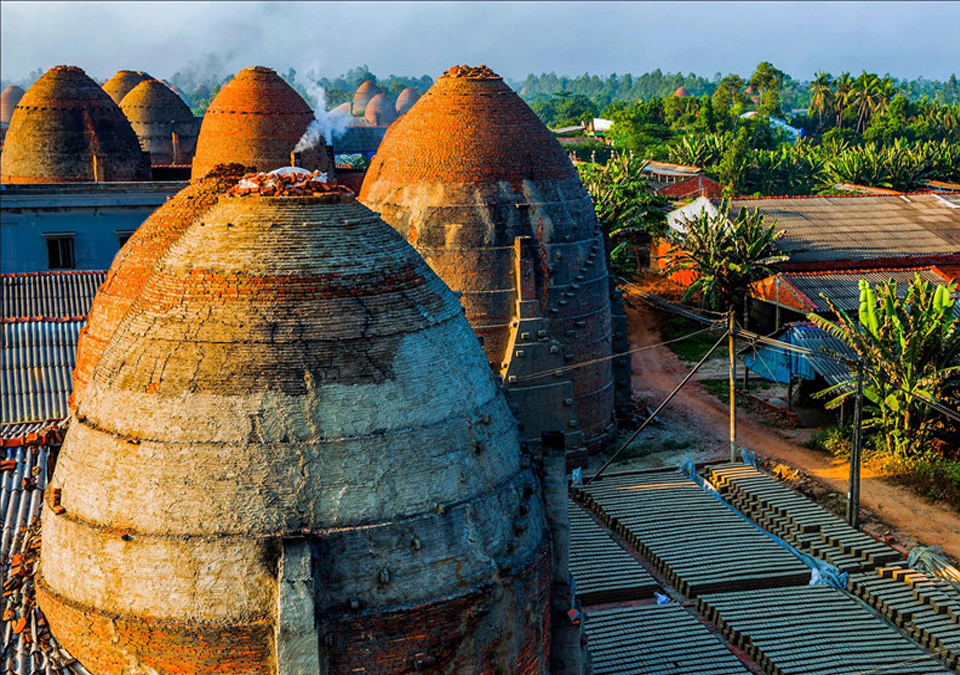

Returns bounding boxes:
[847,362,865,528]
[728,308,737,463]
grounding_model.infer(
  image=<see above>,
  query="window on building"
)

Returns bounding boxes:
[45,236,75,269]
[117,231,135,248]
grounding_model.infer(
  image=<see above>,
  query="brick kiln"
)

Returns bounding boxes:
[359,65,619,454]
[120,78,200,166]
[0,66,151,183]
[191,66,332,180]
[102,69,151,105]
[1,84,25,125]
[352,79,382,115]
[395,87,420,116]
[40,171,554,674]
[364,92,397,127]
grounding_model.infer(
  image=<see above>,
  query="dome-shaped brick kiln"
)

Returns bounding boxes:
[102,69,151,105]
[395,86,420,116]
[120,78,199,165]
[69,163,248,411]
[1,84,25,124]
[359,64,617,450]
[191,66,328,180]
[351,79,381,114]
[0,65,151,183]
[41,172,551,675]
[363,92,397,127]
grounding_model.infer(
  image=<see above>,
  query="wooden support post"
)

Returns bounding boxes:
[847,362,865,529]
[728,308,737,463]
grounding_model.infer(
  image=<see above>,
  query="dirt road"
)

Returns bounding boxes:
[621,292,960,560]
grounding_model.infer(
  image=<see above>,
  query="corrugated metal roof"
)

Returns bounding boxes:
[1,423,90,675]
[1,272,105,320]
[788,324,858,388]
[1,321,82,424]
[334,126,386,154]
[727,194,960,263]
[784,268,952,313]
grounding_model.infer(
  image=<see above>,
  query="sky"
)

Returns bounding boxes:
[2,1,959,85]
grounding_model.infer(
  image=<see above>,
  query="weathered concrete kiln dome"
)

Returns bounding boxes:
[120,78,199,165]
[41,176,550,674]
[395,86,420,115]
[360,64,616,449]
[102,69,151,105]
[191,66,317,180]
[70,163,248,411]
[352,79,381,114]
[1,84,25,124]
[0,65,151,183]
[364,92,397,126]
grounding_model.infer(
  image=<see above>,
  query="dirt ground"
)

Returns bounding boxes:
[588,286,960,562]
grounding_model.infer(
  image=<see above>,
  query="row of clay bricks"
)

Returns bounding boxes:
[848,566,960,671]
[706,463,903,573]
[696,585,954,675]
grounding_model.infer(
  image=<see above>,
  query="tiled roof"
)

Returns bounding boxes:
[1,321,82,424]
[658,174,722,200]
[1,421,90,675]
[726,194,960,265]
[1,272,105,321]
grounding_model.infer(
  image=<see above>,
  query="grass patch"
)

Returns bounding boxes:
[659,315,726,362]
[700,377,772,404]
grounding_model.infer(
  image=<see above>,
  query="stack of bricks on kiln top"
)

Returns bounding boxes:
[119,79,199,166]
[190,66,329,181]
[101,70,151,105]
[69,164,249,411]
[41,173,552,674]
[0,66,151,183]
[360,64,616,449]
[1,85,25,125]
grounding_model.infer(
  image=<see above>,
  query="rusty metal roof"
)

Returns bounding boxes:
[727,194,960,264]
[782,268,953,313]
[1,272,104,320]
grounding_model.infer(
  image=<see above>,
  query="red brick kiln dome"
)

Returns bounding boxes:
[120,78,199,165]
[191,66,316,180]
[363,92,397,127]
[102,69,151,105]
[70,163,248,410]
[673,86,691,97]
[41,175,551,675]
[359,64,616,448]
[395,86,420,115]
[351,79,381,114]
[1,85,25,124]
[0,66,151,183]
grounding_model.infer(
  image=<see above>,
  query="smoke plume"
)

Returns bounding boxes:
[294,79,352,152]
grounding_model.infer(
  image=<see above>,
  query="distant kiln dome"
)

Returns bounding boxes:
[191,66,321,180]
[673,86,691,97]
[363,92,397,126]
[1,85,25,124]
[330,101,351,116]
[102,69,152,105]
[351,79,381,114]
[120,78,199,165]
[70,163,248,410]
[0,65,151,183]
[360,64,616,447]
[395,87,420,115]
[42,177,550,674]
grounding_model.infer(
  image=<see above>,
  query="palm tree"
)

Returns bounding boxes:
[660,202,788,315]
[809,275,960,458]
[853,72,881,133]
[834,72,855,128]
[809,71,834,131]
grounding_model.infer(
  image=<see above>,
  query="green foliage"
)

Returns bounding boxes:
[529,92,596,128]
[803,425,854,458]
[807,274,960,459]
[661,201,788,311]
[659,316,728,362]
[719,128,751,195]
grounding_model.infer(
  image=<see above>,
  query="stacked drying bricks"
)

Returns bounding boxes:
[190,66,317,180]
[848,565,960,671]
[696,585,954,675]
[360,64,617,450]
[572,472,811,597]
[706,464,903,572]
[119,78,199,166]
[40,176,552,674]
[0,66,151,183]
